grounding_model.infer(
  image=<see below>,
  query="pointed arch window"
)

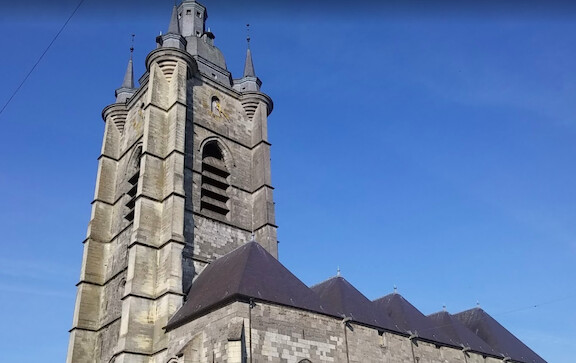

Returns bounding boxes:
[124,145,142,222]
[201,141,230,217]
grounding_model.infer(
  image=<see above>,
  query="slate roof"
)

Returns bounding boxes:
[373,293,452,345]
[310,276,396,331]
[427,310,498,356]
[166,242,330,330]
[453,308,546,363]
[164,243,544,362]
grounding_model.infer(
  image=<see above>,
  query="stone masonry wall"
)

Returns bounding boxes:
[192,216,251,267]
[167,301,506,363]
[184,77,277,270]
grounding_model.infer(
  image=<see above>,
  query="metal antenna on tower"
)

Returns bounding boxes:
[130,34,135,60]
[246,23,251,48]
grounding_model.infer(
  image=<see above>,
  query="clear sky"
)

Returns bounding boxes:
[0,0,575,362]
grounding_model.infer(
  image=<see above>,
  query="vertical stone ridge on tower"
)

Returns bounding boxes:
[67,1,277,362]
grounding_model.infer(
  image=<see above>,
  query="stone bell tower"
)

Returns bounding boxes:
[67,1,277,362]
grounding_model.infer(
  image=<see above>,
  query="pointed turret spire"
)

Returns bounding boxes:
[243,49,256,78]
[243,24,256,77]
[156,4,186,49]
[121,58,134,89]
[233,24,262,92]
[115,35,136,103]
[167,5,180,35]
[121,36,135,89]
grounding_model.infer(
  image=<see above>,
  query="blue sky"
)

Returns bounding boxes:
[0,1,575,361]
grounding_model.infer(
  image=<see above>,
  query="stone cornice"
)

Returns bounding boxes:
[145,47,197,76]
[240,91,274,116]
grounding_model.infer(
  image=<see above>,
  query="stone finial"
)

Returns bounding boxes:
[337,266,341,277]
[115,36,136,104]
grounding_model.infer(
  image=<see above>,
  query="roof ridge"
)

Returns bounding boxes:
[309,275,341,289]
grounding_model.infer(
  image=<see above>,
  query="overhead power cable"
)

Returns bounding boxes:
[491,293,576,318]
[0,0,86,118]
[400,292,576,336]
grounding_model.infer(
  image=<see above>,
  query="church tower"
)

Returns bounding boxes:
[67,1,277,362]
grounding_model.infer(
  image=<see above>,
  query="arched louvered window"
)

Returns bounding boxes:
[124,145,142,222]
[201,141,230,217]
[298,360,312,363]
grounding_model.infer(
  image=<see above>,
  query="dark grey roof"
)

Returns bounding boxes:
[428,310,498,356]
[373,293,452,345]
[166,242,329,330]
[165,242,544,363]
[453,308,546,363]
[310,276,396,331]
